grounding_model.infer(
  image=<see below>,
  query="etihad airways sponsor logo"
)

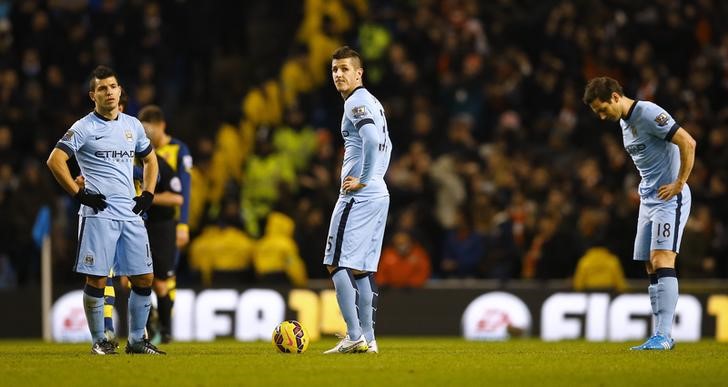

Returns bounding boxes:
[94,150,135,161]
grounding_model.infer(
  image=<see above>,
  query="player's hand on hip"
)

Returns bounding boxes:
[75,188,107,214]
[132,191,154,214]
[657,182,682,201]
[342,176,365,194]
[74,175,85,189]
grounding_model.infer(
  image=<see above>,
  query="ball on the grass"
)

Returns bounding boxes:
[271,320,309,354]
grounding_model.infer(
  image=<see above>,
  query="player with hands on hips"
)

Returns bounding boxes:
[47,65,164,355]
[323,46,392,355]
[584,77,696,351]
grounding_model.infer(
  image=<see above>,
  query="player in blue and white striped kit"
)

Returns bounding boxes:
[584,77,696,350]
[47,66,164,355]
[323,46,392,354]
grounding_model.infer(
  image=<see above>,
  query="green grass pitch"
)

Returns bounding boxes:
[1,338,727,386]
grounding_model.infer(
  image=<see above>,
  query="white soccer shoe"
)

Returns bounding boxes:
[366,340,378,354]
[323,335,368,354]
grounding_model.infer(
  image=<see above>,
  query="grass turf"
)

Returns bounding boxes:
[1,338,727,386]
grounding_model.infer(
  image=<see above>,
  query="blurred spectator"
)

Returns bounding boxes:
[573,246,627,293]
[534,216,582,280]
[0,124,18,168]
[441,208,485,278]
[273,105,317,173]
[522,214,582,280]
[430,155,466,230]
[678,205,717,278]
[294,198,329,280]
[5,160,52,285]
[481,209,521,280]
[377,230,431,288]
[188,137,214,233]
[0,161,17,286]
[241,127,296,237]
[188,199,255,287]
[253,212,307,287]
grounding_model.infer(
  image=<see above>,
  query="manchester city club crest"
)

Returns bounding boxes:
[83,254,94,266]
[124,129,133,142]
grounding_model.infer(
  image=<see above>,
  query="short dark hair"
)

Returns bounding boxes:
[119,88,128,110]
[332,46,363,68]
[583,77,624,105]
[88,65,118,91]
[138,105,165,123]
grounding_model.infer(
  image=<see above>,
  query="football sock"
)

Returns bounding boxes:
[331,268,362,339]
[655,268,678,337]
[103,276,115,334]
[83,284,105,343]
[157,293,172,335]
[648,273,658,334]
[128,286,152,344]
[355,273,378,342]
[164,277,176,336]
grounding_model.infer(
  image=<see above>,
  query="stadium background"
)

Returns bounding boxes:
[0,0,727,339]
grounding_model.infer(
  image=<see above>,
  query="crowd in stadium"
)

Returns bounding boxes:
[1,0,727,289]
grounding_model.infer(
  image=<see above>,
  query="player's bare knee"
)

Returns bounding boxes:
[86,275,106,289]
[129,273,154,288]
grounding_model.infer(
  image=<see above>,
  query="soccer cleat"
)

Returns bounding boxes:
[365,339,378,354]
[323,335,368,354]
[630,335,675,351]
[91,339,118,355]
[125,338,167,355]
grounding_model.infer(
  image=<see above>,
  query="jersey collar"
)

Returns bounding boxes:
[345,86,365,101]
[623,100,638,121]
[93,110,120,121]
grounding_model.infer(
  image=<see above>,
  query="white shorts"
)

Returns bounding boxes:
[74,216,153,276]
[323,196,389,272]
[633,185,691,261]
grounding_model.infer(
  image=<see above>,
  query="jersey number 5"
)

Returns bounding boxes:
[326,236,333,252]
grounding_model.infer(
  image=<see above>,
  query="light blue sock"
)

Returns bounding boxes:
[83,284,105,343]
[655,268,679,337]
[331,268,362,339]
[648,273,659,335]
[128,286,152,344]
[355,273,378,343]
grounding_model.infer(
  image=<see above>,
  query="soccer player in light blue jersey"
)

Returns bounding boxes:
[47,66,165,355]
[323,46,392,354]
[584,77,696,350]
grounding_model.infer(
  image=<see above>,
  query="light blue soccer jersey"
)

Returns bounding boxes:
[340,87,392,200]
[56,111,153,220]
[620,101,681,197]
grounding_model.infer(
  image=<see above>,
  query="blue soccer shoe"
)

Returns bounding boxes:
[630,335,675,351]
